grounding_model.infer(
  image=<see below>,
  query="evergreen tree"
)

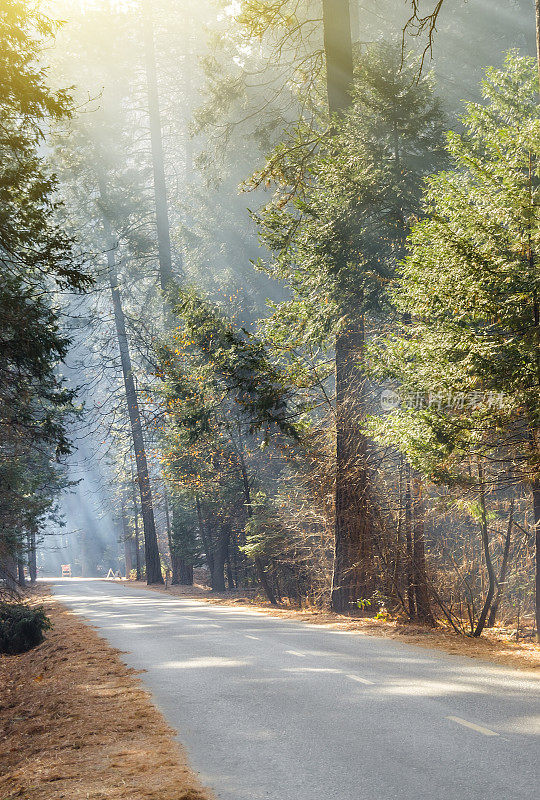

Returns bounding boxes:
[156,287,301,600]
[254,42,446,610]
[368,53,540,637]
[0,0,90,586]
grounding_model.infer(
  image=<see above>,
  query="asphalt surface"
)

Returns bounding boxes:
[51,579,540,800]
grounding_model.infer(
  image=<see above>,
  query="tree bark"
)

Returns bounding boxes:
[121,498,132,578]
[171,551,194,585]
[529,206,540,639]
[142,0,179,290]
[106,242,163,584]
[331,317,374,611]
[131,461,142,581]
[411,474,435,625]
[532,480,540,641]
[404,468,416,619]
[180,560,194,584]
[17,559,26,588]
[322,0,354,116]
[322,1,374,612]
[28,530,37,583]
[212,524,230,592]
[164,487,172,564]
[0,554,18,594]
[79,530,91,578]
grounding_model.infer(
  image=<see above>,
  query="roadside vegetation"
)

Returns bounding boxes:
[0,601,50,655]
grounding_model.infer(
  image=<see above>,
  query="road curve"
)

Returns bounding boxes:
[51,579,539,800]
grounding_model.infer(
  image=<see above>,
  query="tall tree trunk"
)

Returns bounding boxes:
[404,468,416,619]
[211,524,230,592]
[196,494,214,584]
[164,487,172,563]
[230,535,241,589]
[332,318,374,612]
[530,211,540,639]
[80,530,91,578]
[394,456,404,603]
[501,0,540,80]
[181,561,194,585]
[411,474,435,625]
[0,554,18,594]
[323,1,374,612]
[170,549,191,585]
[131,466,142,581]
[106,242,163,584]
[171,555,193,586]
[142,0,179,290]
[473,464,497,637]
[350,0,360,42]
[143,13,195,583]
[169,501,194,586]
[532,480,540,641]
[487,498,514,628]
[226,550,235,590]
[17,559,26,588]
[322,0,354,115]
[121,498,132,578]
[236,433,278,604]
[28,530,37,583]
[400,312,433,623]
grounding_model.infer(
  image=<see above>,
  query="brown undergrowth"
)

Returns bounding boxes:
[0,586,212,800]
[130,580,540,674]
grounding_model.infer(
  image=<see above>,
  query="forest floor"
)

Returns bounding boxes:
[130,579,540,674]
[0,585,212,800]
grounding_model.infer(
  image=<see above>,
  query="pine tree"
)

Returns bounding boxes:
[255,42,446,610]
[156,287,301,600]
[0,0,90,585]
[368,53,540,637]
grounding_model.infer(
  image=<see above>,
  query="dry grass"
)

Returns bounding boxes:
[131,580,540,674]
[0,586,212,800]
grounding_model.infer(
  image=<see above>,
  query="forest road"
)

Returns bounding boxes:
[51,579,539,800]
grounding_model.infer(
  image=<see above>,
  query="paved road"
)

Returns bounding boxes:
[51,579,539,800]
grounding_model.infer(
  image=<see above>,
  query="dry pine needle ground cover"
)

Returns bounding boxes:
[0,587,211,800]
[131,580,540,674]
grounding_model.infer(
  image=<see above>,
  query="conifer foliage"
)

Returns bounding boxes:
[369,53,540,636]
[0,0,90,587]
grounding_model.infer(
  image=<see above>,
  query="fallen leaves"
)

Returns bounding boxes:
[0,587,212,800]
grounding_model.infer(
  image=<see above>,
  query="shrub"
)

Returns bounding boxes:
[0,602,51,655]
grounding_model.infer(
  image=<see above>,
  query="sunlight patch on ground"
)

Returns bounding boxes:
[157,657,249,669]
[378,680,485,697]
[500,715,540,735]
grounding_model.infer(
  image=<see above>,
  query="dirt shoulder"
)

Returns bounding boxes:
[0,586,212,800]
[129,579,540,674]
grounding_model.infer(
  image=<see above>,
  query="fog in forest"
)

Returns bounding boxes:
[2,0,540,643]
